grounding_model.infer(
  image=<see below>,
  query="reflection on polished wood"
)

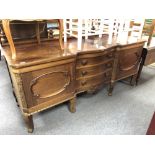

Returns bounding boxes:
[1,19,64,60]
[2,33,145,132]
[2,20,16,59]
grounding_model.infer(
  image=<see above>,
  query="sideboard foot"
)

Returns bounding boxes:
[130,74,137,86]
[68,97,76,113]
[108,83,114,96]
[23,115,34,133]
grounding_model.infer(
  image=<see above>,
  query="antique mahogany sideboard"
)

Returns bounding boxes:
[1,20,145,133]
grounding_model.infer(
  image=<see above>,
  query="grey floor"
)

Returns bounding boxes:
[0,57,155,135]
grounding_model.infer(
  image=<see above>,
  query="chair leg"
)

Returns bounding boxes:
[108,82,114,96]
[68,97,76,113]
[23,115,34,133]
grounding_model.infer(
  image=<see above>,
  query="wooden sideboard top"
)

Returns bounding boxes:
[2,35,146,68]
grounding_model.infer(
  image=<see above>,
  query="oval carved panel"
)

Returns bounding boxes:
[119,52,140,71]
[30,71,70,99]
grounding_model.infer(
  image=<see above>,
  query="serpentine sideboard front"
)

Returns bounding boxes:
[2,36,145,133]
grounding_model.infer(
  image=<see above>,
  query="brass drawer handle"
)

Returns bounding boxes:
[81,81,87,86]
[81,71,87,76]
[81,59,88,65]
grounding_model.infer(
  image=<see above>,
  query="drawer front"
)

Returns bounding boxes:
[76,60,113,79]
[21,62,75,108]
[76,52,114,68]
[76,71,112,92]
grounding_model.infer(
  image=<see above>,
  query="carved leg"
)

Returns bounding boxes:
[130,74,137,86]
[136,48,148,85]
[23,115,34,133]
[136,76,140,86]
[108,82,114,96]
[136,72,141,85]
[68,97,76,113]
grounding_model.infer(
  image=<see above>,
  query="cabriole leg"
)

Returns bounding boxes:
[108,82,114,96]
[23,115,34,133]
[130,74,137,86]
[68,97,76,113]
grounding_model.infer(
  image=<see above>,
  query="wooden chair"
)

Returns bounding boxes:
[108,41,145,96]
[142,19,155,65]
[108,19,134,44]
[108,19,145,44]
[142,19,155,47]
[2,19,64,60]
[63,19,113,50]
[128,19,145,39]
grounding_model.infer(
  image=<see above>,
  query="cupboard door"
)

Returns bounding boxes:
[21,62,75,108]
[116,45,143,80]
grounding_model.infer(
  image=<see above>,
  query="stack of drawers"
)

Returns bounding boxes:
[76,48,115,93]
